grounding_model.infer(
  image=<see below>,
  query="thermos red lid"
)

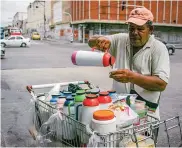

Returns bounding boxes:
[99,91,109,96]
[93,110,115,121]
[85,94,97,98]
[102,53,111,67]
[103,53,116,67]
[83,94,99,106]
[110,56,115,66]
[98,92,112,103]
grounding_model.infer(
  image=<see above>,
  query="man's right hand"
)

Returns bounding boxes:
[88,35,111,52]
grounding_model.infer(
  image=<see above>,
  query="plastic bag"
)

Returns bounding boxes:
[87,131,100,148]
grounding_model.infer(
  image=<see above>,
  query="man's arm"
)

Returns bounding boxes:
[110,41,170,92]
[130,73,167,91]
[110,69,167,91]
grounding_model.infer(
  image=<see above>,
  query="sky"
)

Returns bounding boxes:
[1,0,34,26]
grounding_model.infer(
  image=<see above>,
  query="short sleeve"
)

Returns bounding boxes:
[105,33,128,57]
[151,41,170,83]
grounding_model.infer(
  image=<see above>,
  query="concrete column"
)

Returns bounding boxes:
[72,25,74,41]
[83,25,86,43]
[78,25,82,42]
[99,24,101,35]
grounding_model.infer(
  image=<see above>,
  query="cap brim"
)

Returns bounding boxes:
[126,17,147,26]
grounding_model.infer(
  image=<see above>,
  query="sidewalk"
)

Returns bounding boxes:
[42,38,89,48]
[43,37,182,49]
[173,44,182,49]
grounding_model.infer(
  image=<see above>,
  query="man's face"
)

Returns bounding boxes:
[128,23,152,47]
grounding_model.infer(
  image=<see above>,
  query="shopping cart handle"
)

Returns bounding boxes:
[26,85,32,93]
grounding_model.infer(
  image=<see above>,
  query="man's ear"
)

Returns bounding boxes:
[149,26,154,34]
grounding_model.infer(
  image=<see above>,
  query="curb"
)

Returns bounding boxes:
[41,38,88,46]
[1,134,6,147]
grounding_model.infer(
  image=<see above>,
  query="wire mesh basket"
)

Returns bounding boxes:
[34,97,160,147]
[27,81,182,147]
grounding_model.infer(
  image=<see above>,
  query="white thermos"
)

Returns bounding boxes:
[71,50,115,67]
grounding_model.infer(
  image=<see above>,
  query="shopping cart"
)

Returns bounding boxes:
[26,81,182,147]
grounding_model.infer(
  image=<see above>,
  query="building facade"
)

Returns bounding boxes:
[13,12,27,31]
[26,0,51,37]
[49,0,72,40]
[69,0,182,43]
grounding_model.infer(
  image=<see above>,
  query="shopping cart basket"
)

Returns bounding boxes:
[27,81,182,147]
[33,98,160,147]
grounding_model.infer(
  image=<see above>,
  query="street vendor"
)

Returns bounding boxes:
[88,7,170,120]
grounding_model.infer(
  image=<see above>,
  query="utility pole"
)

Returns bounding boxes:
[43,1,46,39]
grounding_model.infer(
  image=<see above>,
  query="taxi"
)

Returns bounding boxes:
[31,32,41,40]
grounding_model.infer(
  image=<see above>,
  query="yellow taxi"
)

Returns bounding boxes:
[31,32,41,40]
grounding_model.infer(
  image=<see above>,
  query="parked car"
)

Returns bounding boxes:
[1,44,5,58]
[0,35,30,47]
[155,37,175,55]
[31,32,41,40]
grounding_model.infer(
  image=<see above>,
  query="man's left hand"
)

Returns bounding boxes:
[109,69,134,83]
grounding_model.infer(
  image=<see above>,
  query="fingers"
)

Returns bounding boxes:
[110,73,126,79]
[109,71,130,83]
[88,37,97,48]
[88,36,111,52]
[110,69,126,76]
[115,78,129,83]
[96,38,110,52]
[110,74,129,83]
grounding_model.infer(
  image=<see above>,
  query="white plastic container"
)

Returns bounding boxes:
[91,110,117,147]
[91,117,116,134]
[71,50,115,67]
[81,94,100,125]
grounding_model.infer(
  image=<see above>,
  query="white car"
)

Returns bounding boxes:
[0,35,30,47]
[1,44,5,58]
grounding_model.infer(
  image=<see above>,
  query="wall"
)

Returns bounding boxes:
[71,0,182,25]
[53,1,62,23]
[26,0,51,37]
[154,26,182,43]
[49,0,72,40]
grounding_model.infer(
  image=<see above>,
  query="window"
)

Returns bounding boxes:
[16,36,23,40]
[33,32,39,35]
[8,37,15,40]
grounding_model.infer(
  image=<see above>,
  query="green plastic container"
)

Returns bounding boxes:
[135,108,148,118]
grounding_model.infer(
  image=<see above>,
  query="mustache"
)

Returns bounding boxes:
[130,36,141,40]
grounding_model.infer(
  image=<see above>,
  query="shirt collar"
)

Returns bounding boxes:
[126,34,155,50]
[142,34,155,49]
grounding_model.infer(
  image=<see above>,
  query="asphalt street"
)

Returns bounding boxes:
[1,39,182,147]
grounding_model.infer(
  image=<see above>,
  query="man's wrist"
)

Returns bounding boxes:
[129,71,138,83]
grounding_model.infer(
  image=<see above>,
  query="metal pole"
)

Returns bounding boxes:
[44,1,46,39]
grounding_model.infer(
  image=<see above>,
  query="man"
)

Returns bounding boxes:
[88,7,170,120]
